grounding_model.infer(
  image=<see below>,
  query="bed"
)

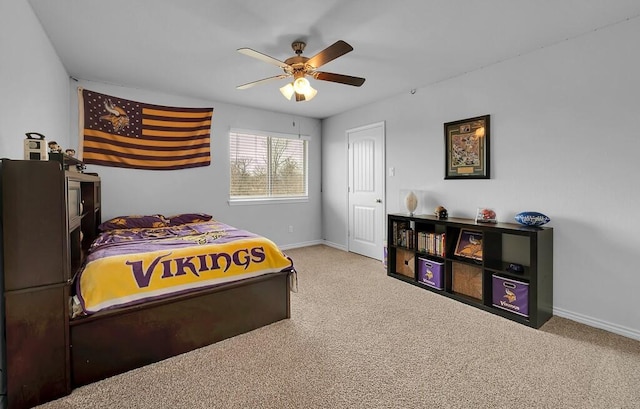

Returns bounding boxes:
[68,213,296,387]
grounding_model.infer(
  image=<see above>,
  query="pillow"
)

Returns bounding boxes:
[98,214,169,231]
[166,213,213,226]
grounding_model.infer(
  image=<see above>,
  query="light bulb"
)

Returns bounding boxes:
[302,86,317,101]
[293,77,310,94]
[279,83,295,100]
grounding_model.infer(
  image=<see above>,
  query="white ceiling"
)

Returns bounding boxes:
[27,0,640,119]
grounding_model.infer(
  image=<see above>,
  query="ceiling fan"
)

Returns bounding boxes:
[236,40,365,102]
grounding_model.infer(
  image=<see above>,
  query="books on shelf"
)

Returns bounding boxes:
[417,232,445,257]
[392,221,414,248]
[398,227,414,248]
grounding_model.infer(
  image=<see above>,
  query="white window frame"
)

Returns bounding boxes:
[228,128,309,205]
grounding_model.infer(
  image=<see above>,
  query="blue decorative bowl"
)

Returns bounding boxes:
[515,211,550,226]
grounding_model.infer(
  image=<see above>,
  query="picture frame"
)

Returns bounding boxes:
[444,115,490,179]
[454,229,483,261]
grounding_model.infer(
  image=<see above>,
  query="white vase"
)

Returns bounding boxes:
[405,191,418,215]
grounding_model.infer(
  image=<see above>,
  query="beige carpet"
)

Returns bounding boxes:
[37,245,640,409]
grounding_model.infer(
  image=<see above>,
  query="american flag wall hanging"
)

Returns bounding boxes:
[79,88,213,170]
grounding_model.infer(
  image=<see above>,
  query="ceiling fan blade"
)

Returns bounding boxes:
[306,40,353,69]
[237,48,290,70]
[313,71,366,87]
[236,74,290,90]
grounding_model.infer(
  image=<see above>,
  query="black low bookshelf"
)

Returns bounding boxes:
[387,213,553,328]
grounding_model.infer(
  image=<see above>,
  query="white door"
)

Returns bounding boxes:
[347,122,385,259]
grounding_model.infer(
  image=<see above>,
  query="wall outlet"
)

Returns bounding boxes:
[288,225,294,233]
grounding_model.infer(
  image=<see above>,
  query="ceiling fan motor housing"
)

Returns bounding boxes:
[284,56,310,75]
[291,41,306,54]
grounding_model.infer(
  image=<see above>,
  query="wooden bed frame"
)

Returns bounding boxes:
[70,270,292,386]
[0,160,293,409]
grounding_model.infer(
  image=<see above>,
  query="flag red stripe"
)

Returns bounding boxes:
[142,112,212,120]
[82,157,210,171]
[83,149,211,163]
[141,127,211,136]
[83,140,210,156]
[142,107,213,116]
[84,129,209,145]
[142,118,212,129]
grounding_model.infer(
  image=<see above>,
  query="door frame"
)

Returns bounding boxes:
[346,121,386,259]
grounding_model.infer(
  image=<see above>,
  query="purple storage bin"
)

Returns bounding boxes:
[492,275,529,317]
[418,258,444,290]
[383,241,388,269]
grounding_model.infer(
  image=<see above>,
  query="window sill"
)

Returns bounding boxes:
[228,197,309,206]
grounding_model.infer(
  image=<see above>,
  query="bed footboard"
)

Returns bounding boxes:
[70,271,290,387]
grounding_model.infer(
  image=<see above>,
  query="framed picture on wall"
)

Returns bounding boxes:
[444,115,490,179]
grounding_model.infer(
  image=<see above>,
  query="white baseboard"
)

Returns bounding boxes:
[278,240,324,251]
[278,240,348,251]
[320,240,347,252]
[553,307,640,341]
[279,240,348,252]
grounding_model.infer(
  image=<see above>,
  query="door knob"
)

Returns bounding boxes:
[376,199,382,203]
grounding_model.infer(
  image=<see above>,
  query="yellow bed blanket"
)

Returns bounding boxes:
[74,220,294,315]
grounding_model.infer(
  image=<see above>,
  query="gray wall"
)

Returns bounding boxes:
[0,0,70,155]
[322,17,640,340]
[0,0,71,402]
[68,80,322,248]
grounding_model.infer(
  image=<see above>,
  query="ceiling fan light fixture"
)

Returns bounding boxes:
[280,80,317,102]
[302,85,318,101]
[279,83,295,100]
[293,76,311,94]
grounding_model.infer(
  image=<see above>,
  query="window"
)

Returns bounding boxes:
[229,129,308,202]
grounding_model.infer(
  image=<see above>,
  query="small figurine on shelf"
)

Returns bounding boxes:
[434,206,448,220]
[65,148,76,157]
[48,140,62,153]
[475,208,497,223]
